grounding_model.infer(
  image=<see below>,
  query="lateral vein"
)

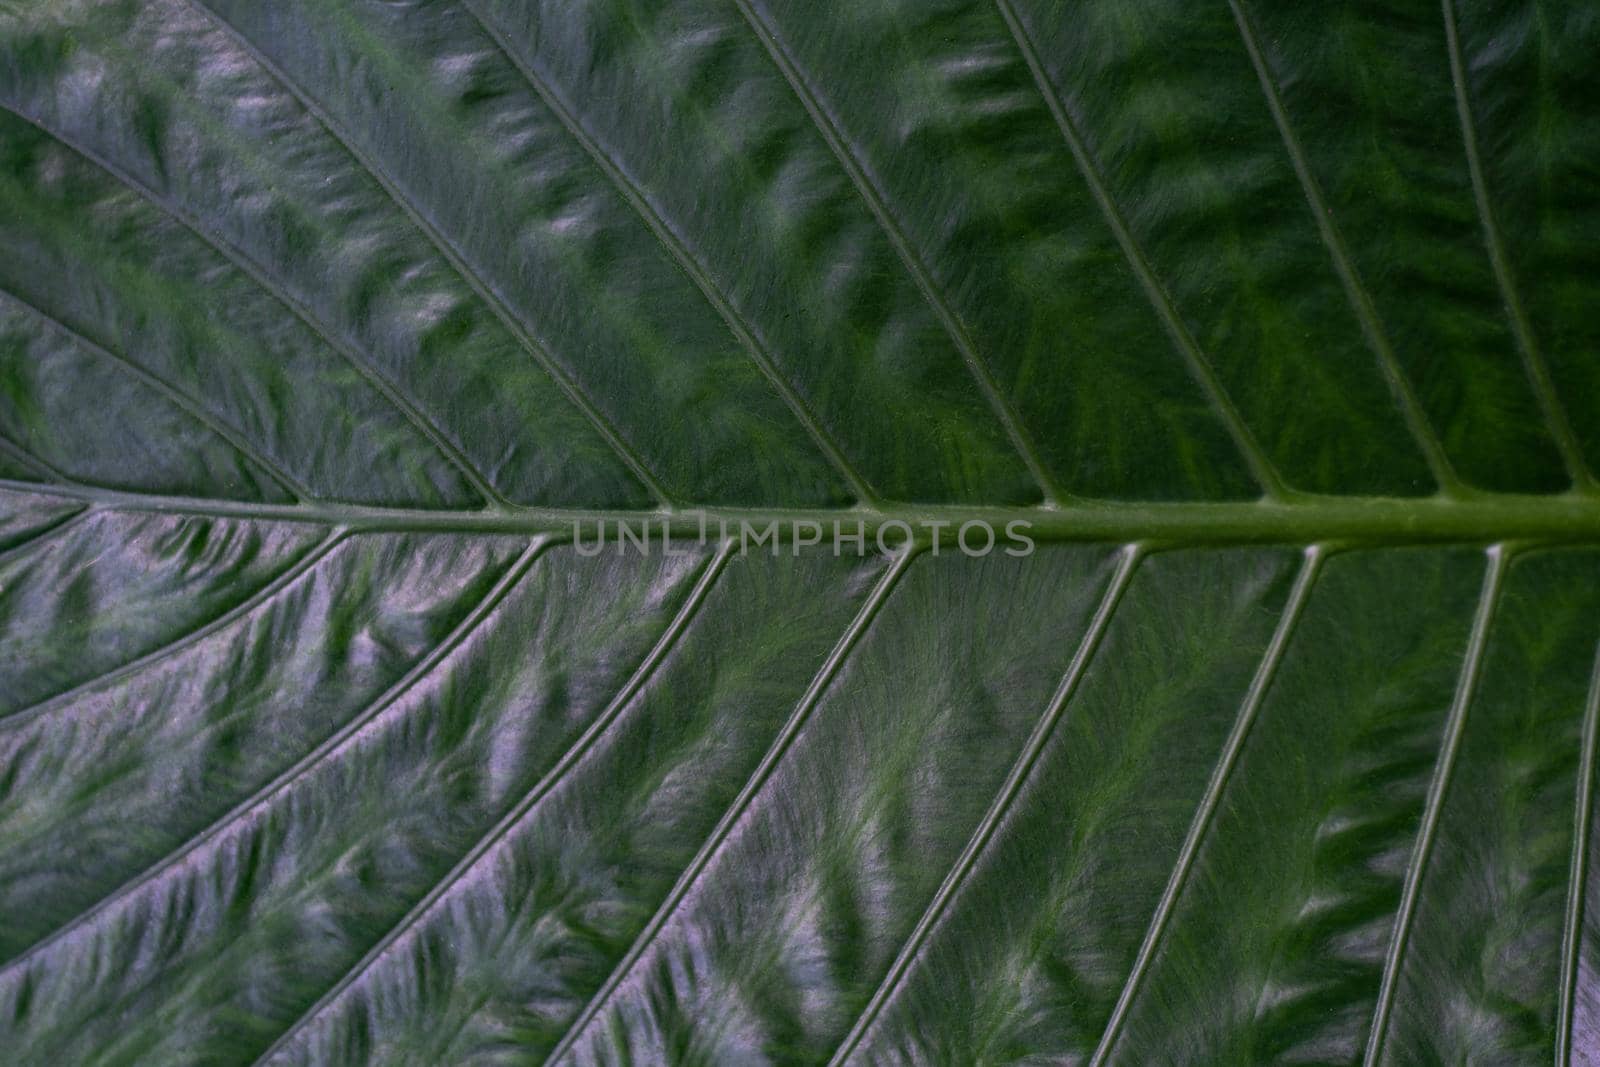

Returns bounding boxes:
[0,428,75,485]
[732,0,1065,506]
[0,504,93,569]
[542,545,921,1063]
[461,0,876,507]
[0,286,314,502]
[1089,543,1324,1065]
[1440,0,1593,492]
[1555,642,1600,1065]
[184,0,674,509]
[992,0,1286,501]
[0,95,500,506]
[0,536,550,981]
[0,526,348,728]
[250,538,737,1065]
[827,543,1143,1065]
[1360,543,1507,1066]
[1227,0,1461,496]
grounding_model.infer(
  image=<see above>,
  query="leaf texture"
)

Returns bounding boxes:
[1,0,1599,1064]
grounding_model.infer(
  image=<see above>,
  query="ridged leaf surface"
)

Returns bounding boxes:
[1,0,1598,1063]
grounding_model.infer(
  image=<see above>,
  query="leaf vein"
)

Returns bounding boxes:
[0,428,75,486]
[250,538,737,1065]
[0,525,347,728]
[1089,543,1325,1064]
[460,0,876,506]
[1555,641,1600,1065]
[733,0,1064,506]
[183,0,674,509]
[0,503,93,568]
[0,96,501,507]
[1360,542,1508,1066]
[0,536,549,975]
[992,0,1286,501]
[543,544,922,1063]
[1227,0,1461,496]
[0,285,314,502]
[5,477,1600,546]
[827,542,1143,1065]
[1440,0,1593,493]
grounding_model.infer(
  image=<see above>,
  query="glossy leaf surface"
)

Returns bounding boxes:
[1,0,1598,1064]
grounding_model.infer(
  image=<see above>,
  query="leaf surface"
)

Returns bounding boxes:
[2,0,1599,1064]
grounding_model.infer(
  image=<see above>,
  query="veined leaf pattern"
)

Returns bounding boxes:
[1,0,1598,1064]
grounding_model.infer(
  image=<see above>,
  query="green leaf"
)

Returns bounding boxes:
[1,0,1597,1063]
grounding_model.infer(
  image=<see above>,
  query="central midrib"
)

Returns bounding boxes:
[8,478,1600,546]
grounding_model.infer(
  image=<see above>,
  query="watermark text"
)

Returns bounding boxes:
[571,515,1034,557]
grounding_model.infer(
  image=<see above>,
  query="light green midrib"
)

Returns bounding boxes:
[7,478,1600,545]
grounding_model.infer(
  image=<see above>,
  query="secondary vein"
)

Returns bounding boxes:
[0,286,314,503]
[250,538,736,1066]
[1441,0,1593,493]
[734,0,1066,506]
[0,95,499,507]
[184,0,673,509]
[1090,543,1324,1064]
[1555,642,1600,1065]
[827,542,1142,1065]
[542,545,921,1063]
[993,0,1287,501]
[461,0,876,507]
[1227,0,1462,496]
[0,526,348,728]
[0,536,549,982]
[1361,543,1507,1066]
